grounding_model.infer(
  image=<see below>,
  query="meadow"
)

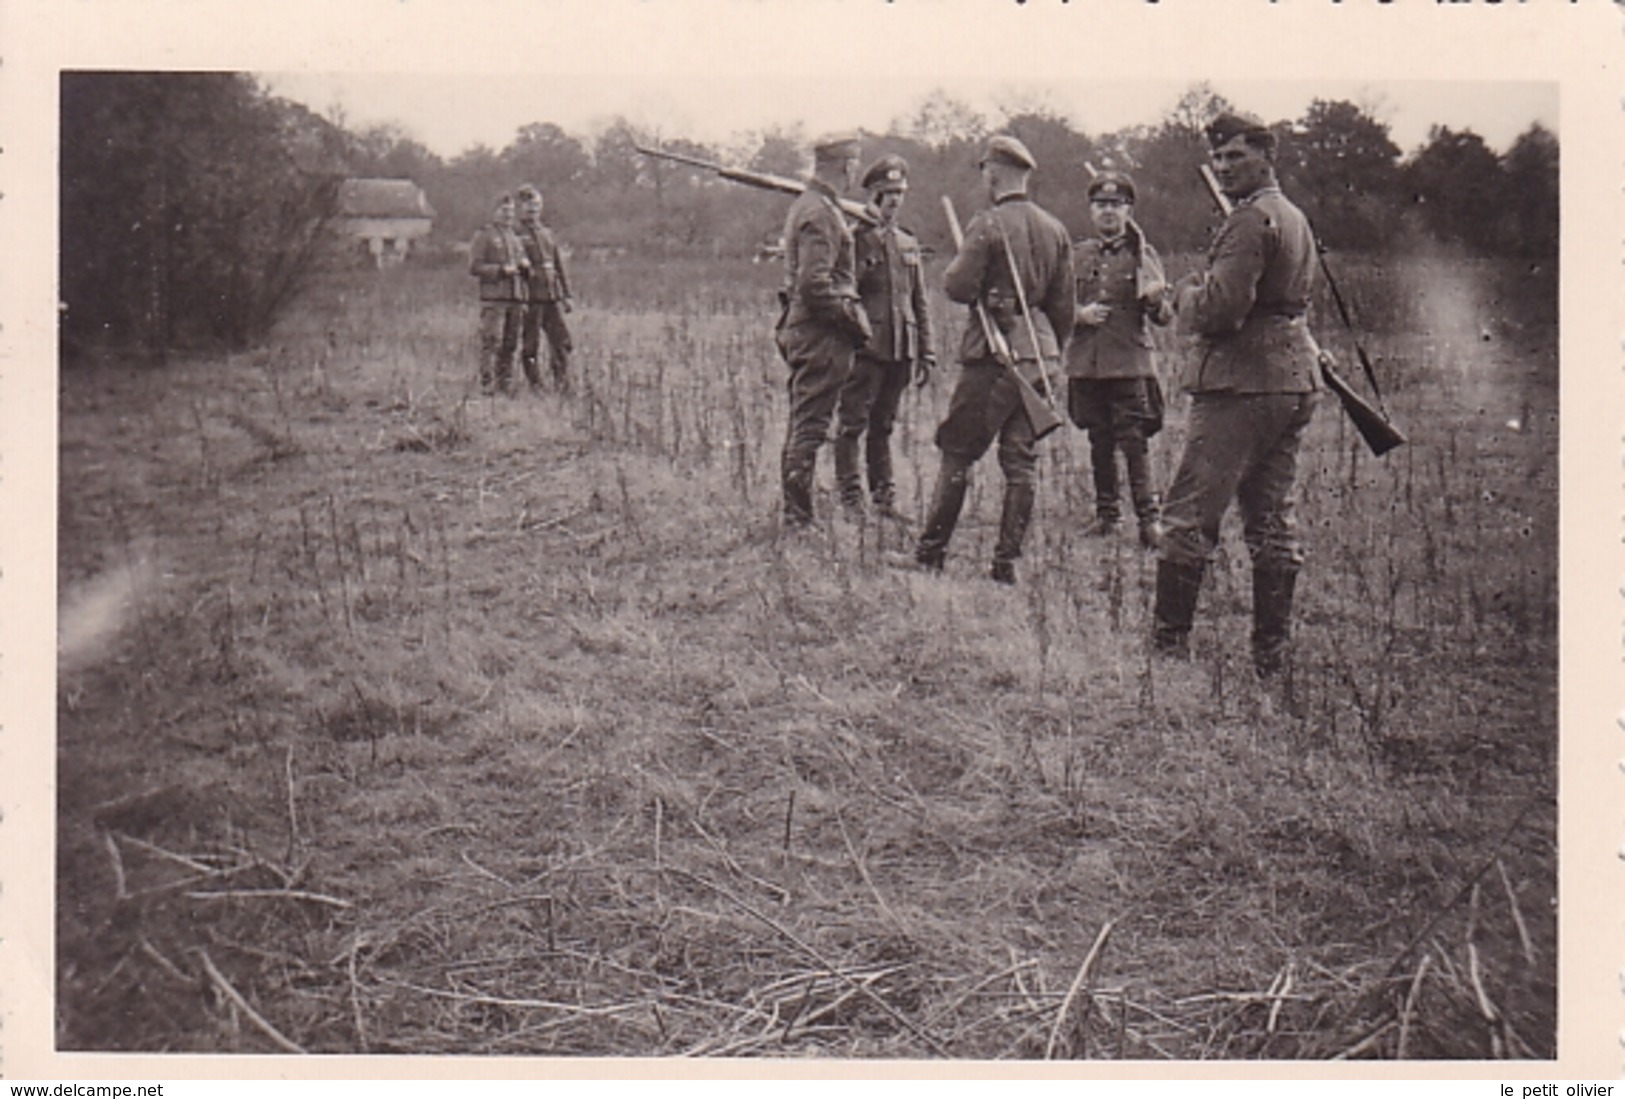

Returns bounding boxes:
[55,250,1557,1059]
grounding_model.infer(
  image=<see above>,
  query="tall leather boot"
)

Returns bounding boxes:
[1251,565,1299,677]
[1122,437,1162,550]
[1088,433,1121,529]
[866,432,897,514]
[1152,559,1205,658]
[914,457,969,570]
[990,482,1035,585]
[833,435,865,513]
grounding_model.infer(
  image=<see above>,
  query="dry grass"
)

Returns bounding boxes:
[56,255,1555,1059]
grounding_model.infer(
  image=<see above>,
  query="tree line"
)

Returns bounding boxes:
[60,74,1557,357]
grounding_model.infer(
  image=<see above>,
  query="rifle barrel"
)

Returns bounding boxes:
[635,144,875,225]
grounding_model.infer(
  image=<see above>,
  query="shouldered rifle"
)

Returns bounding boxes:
[1197,164,1406,457]
[942,196,1063,441]
[635,144,877,226]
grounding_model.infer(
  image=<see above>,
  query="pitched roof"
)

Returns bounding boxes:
[338,179,436,220]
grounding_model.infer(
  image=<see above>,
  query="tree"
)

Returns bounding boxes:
[1498,122,1558,258]
[60,72,346,358]
[1276,99,1403,250]
[1403,125,1504,252]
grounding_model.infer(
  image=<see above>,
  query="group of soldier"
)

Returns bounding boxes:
[467,184,575,394]
[775,113,1324,678]
[464,110,1323,678]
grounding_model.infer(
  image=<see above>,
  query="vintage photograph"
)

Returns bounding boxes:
[50,63,1561,1062]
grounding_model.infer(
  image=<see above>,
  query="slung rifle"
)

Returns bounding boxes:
[1197,163,1406,457]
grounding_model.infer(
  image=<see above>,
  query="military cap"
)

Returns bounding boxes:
[980,134,1037,171]
[813,131,862,161]
[515,183,543,202]
[1205,111,1276,152]
[861,154,909,193]
[1087,171,1136,205]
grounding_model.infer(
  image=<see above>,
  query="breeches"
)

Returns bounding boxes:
[1160,392,1317,569]
[934,360,1039,487]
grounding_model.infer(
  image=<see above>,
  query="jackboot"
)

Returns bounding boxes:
[833,435,865,513]
[1251,565,1299,677]
[1089,434,1121,525]
[1151,559,1205,659]
[914,457,969,569]
[990,482,1035,585]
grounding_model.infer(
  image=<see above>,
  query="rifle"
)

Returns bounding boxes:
[635,144,877,226]
[941,196,1063,441]
[1196,164,1406,457]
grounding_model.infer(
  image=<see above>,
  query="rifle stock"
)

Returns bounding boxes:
[941,197,1063,441]
[1195,162,1405,457]
[635,144,877,225]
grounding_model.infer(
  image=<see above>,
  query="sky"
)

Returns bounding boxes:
[260,72,1558,162]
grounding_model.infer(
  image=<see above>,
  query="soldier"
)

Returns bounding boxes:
[832,154,936,519]
[467,192,530,394]
[902,135,1074,585]
[776,132,872,530]
[515,184,574,392]
[1067,170,1172,549]
[1156,112,1322,676]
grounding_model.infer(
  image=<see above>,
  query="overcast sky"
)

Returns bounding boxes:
[261,72,1557,162]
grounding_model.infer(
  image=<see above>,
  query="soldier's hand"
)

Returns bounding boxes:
[1078,302,1111,327]
[914,354,935,389]
[1139,279,1167,306]
[562,299,574,314]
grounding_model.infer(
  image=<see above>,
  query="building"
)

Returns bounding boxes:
[336,179,435,267]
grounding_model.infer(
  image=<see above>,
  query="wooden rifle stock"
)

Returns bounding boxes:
[635,144,877,226]
[941,197,1063,441]
[1196,163,1405,457]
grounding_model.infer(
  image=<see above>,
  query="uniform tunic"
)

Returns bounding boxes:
[1161,184,1321,570]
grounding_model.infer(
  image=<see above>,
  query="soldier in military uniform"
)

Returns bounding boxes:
[1067,171,1172,549]
[467,192,530,395]
[832,154,936,519]
[1156,113,1321,676]
[904,135,1074,584]
[515,184,574,392]
[776,133,872,529]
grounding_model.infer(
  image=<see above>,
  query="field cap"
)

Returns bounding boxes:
[1206,111,1276,152]
[516,183,542,202]
[862,154,909,194]
[980,134,1037,171]
[1088,171,1136,205]
[813,131,862,161]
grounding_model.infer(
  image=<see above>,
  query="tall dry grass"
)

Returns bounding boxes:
[55,252,1555,1059]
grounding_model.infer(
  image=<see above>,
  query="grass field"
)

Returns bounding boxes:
[56,251,1557,1059]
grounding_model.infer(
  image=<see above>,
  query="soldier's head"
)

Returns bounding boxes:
[812,132,862,192]
[516,184,544,222]
[978,135,1036,200]
[1205,112,1278,201]
[862,154,909,224]
[1087,171,1136,239]
[492,192,517,227]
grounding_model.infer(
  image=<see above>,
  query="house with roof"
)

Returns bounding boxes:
[336,179,436,267]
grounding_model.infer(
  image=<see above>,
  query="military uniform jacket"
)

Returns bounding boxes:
[781,180,870,346]
[854,220,933,365]
[517,219,570,303]
[469,223,529,303]
[1182,186,1320,394]
[1066,232,1170,381]
[943,194,1074,368]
